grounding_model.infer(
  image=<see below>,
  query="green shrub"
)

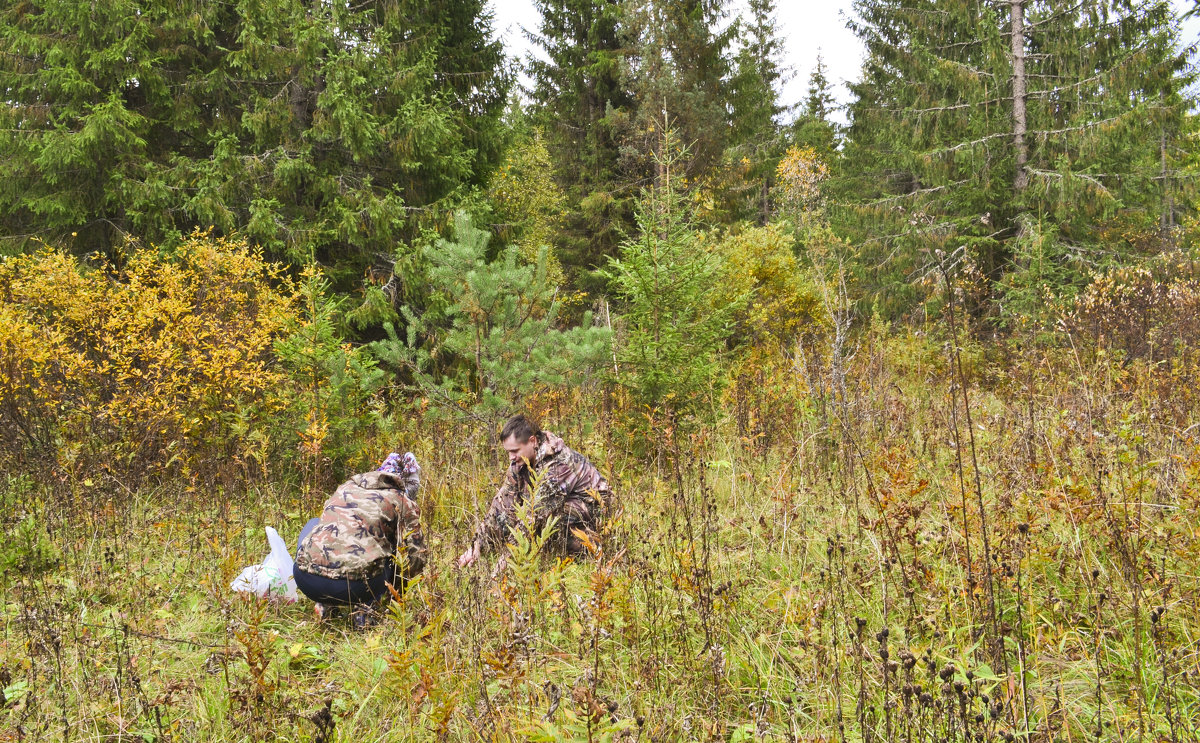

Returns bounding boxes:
[0,475,58,581]
[274,268,388,486]
[606,137,742,425]
[374,213,611,440]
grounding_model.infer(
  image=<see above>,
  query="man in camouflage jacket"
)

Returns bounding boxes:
[294,453,426,609]
[458,415,609,567]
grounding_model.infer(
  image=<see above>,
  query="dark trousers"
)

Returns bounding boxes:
[293,518,403,607]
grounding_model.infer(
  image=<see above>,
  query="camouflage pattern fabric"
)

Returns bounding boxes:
[475,432,609,555]
[296,470,426,581]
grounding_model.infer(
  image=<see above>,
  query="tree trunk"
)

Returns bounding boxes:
[1160,95,1173,237]
[1009,0,1028,194]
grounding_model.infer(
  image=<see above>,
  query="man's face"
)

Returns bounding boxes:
[502,434,539,467]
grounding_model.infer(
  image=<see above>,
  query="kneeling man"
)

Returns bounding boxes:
[458,415,608,567]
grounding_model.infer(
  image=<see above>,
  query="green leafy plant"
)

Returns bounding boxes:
[0,476,58,581]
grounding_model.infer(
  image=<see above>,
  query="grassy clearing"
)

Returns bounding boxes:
[4,331,1200,742]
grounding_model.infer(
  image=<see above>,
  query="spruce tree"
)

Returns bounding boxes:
[622,0,735,185]
[605,131,741,423]
[0,0,233,255]
[191,0,511,279]
[0,0,510,282]
[790,53,839,158]
[839,0,1195,318]
[431,0,511,179]
[527,0,635,291]
[664,0,735,175]
[727,0,790,224]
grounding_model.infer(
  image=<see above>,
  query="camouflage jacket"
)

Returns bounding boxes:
[295,470,426,581]
[474,432,609,553]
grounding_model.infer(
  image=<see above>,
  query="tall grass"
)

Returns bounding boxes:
[3,326,1200,742]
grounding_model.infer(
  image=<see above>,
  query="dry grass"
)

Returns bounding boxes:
[4,328,1200,743]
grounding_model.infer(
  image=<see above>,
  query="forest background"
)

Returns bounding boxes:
[4,0,1200,741]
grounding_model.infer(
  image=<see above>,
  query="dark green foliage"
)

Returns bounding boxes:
[836,0,999,316]
[605,137,742,423]
[275,272,389,469]
[526,0,737,291]
[206,0,511,278]
[528,0,635,291]
[790,54,839,158]
[0,0,509,281]
[726,0,790,224]
[622,0,734,184]
[0,0,217,256]
[837,0,1195,320]
[0,476,59,581]
[659,0,735,177]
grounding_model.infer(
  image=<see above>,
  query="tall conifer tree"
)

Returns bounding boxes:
[527,0,635,290]
[727,0,789,223]
[664,0,735,175]
[0,0,509,280]
[790,53,839,158]
[0,0,234,255]
[622,0,734,185]
[839,0,1194,317]
[606,130,740,424]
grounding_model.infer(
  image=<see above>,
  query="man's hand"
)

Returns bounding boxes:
[457,543,479,568]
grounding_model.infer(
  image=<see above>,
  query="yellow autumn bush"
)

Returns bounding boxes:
[1065,249,1200,424]
[0,232,301,485]
[710,224,829,450]
[775,145,830,217]
[710,224,828,350]
[1067,249,1200,361]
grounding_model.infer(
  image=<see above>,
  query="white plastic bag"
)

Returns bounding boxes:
[230,526,299,602]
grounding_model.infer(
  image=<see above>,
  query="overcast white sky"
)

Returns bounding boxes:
[488,0,1200,124]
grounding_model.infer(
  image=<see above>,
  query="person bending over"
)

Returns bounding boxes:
[458,415,609,568]
[295,452,426,625]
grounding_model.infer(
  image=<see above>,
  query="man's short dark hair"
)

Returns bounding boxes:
[501,414,541,443]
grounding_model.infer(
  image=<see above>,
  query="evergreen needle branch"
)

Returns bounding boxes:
[1028,109,1166,139]
[1025,169,1115,198]
[875,98,1011,114]
[1022,0,1087,28]
[861,181,971,207]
